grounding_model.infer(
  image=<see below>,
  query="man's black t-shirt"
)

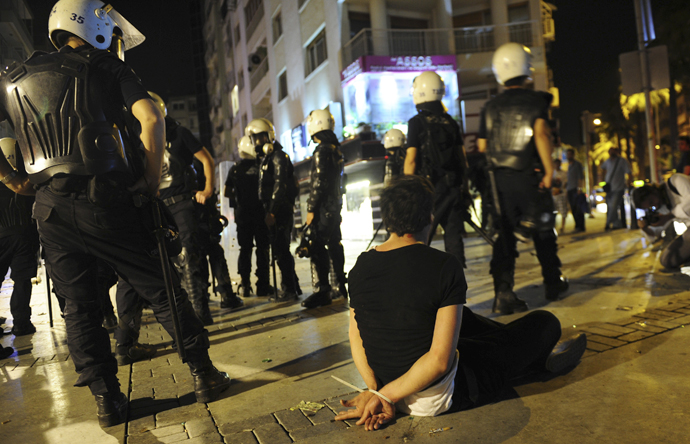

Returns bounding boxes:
[159,117,203,200]
[348,244,466,387]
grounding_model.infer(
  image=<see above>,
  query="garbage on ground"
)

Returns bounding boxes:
[617,306,633,311]
[262,358,272,362]
[290,400,325,415]
[636,321,647,327]
[429,427,452,435]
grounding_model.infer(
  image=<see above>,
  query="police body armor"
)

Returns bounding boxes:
[307,143,344,217]
[159,118,196,191]
[415,111,463,186]
[384,147,405,184]
[258,143,296,214]
[484,90,552,171]
[0,49,131,184]
[229,159,263,221]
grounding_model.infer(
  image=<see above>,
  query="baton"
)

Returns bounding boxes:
[366,220,384,251]
[269,226,279,300]
[151,199,187,362]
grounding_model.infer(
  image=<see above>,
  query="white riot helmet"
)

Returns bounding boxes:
[0,138,17,169]
[245,118,275,143]
[412,71,445,105]
[48,0,145,55]
[492,42,533,86]
[238,136,256,160]
[306,109,335,137]
[383,129,406,149]
[148,91,167,117]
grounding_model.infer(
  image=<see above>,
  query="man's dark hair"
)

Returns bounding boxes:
[504,75,528,87]
[380,176,434,236]
[566,148,575,155]
[680,136,690,145]
[631,184,663,208]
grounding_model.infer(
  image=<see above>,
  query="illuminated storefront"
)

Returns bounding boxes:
[341,55,459,138]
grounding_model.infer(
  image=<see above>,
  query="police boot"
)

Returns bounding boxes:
[492,291,528,315]
[116,343,157,366]
[95,392,128,428]
[545,276,569,301]
[239,278,253,297]
[256,281,275,296]
[220,284,244,309]
[188,359,232,403]
[491,271,527,315]
[184,267,213,326]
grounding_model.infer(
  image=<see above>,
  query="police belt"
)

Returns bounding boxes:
[162,193,193,206]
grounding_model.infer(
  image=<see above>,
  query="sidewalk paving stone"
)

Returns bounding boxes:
[217,415,276,436]
[185,416,220,438]
[156,403,209,427]
[150,423,185,437]
[624,322,666,333]
[586,334,628,347]
[618,330,656,342]
[253,422,291,444]
[585,341,613,352]
[222,431,258,444]
[305,405,336,424]
[128,414,156,435]
[274,408,312,431]
[289,420,348,441]
[186,433,224,443]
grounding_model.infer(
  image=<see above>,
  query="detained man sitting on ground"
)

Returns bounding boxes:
[632,174,690,269]
[334,175,587,431]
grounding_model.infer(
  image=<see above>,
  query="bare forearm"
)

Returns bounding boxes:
[132,99,165,189]
[404,148,417,175]
[349,312,378,390]
[378,351,450,403]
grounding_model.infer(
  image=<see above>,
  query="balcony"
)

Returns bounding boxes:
[249,56,269,91]
[342,21,537,68]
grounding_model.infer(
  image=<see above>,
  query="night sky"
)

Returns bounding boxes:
[29,0,645,146]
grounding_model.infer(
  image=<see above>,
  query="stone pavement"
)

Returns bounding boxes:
[2,210,690,443]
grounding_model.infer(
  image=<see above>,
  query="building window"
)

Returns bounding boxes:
[234,25,241,46]
[244,0,262,24]
[508,2,530,22]
[305,29,327,76]
[278,71,288,101]
[172,101,185,111]
[272,12,283,44]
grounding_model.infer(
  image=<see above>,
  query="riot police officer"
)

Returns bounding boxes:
[0,0,230,426]
[477,42,569,315]
[404,71,469,268]
[247,118,300,301]
[0,138,38,336]
[149,92,217,325]
[383,129,406,186]
[300,110,346,309]
[225,136,272,297]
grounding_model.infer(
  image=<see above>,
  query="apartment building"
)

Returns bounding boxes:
[203,0,557,239]
[168,94,202,140]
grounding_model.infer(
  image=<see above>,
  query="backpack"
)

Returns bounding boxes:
[416,112,463,184]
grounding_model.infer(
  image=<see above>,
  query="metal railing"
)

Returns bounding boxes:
[342,21,537,67]
[249,56,269,91]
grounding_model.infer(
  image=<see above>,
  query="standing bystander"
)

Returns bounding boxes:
[565,149,586,232]
[601,148,632,231]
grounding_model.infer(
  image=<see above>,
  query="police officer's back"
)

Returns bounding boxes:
[478,42,568,315]
[225,136,271,296]
[404,70,468,268]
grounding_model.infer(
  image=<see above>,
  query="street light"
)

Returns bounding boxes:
[593,118,601,126]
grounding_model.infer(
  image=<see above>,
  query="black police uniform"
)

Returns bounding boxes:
[480,88,564,312]
[192,158,242,308]
[0,161,39,335]
[159,117,213,324]
[258,141,298,296]
[407,100,468,267]
[225,158,271,294]
[384,144,405,186]
[0,46,217,398]
[305,135,346,300]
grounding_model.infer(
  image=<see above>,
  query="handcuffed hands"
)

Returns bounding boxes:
[334,391,396,431]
